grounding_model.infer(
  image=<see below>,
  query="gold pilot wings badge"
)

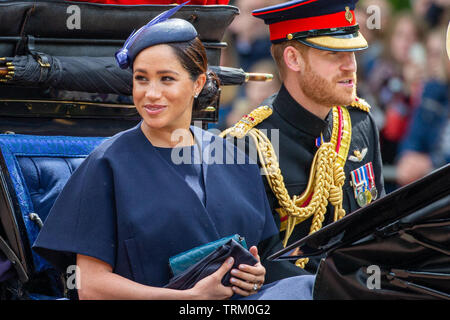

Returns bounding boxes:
[348,148,368,162]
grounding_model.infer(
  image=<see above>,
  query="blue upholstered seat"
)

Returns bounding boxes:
[0,134,106,289]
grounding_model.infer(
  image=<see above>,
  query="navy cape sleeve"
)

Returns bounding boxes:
[33,147,117,272]
[256,164,279,242]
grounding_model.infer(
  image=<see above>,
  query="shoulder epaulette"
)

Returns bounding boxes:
[225,105,273,139]
[349,97,371,112]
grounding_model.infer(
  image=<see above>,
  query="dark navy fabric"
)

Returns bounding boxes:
[155,144,205,207]
[239,275,315,300]
[33,124,279,288]
[0,134,106,273]
[125,18,197,69]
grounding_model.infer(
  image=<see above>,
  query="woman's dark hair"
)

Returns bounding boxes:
[168,38,221,110]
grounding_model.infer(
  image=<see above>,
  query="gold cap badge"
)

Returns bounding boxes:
[345,6,353,24]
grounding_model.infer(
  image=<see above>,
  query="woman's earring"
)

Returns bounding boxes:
[194,93,199,99]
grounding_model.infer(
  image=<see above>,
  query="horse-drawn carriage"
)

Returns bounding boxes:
[0,0,448,300]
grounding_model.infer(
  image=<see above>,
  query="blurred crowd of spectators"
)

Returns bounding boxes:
[213,0,450,193]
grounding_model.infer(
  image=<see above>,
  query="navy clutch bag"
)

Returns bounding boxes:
[169,234,247,277]
[165,238,258,290]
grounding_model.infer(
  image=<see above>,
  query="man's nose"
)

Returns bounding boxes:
[340,52,357,73]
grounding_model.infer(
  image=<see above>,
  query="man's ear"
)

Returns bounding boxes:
[283,46,303,73]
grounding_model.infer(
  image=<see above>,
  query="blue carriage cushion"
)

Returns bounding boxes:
[0,134,106,274]
[0,250,15,282]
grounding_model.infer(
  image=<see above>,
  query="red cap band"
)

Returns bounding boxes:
[268,10,356,42]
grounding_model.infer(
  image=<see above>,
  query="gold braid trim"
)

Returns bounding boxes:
[220,105,273,139]
[220,106,352,269]
[350,97,371,112]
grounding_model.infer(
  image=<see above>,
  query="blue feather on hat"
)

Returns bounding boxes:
[115,1,191,69]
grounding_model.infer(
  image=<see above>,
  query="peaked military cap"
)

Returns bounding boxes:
[252,0,368,51]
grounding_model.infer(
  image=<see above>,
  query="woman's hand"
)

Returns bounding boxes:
[229,246,265,297]
[77,254,237,300]
[188,257,235,300]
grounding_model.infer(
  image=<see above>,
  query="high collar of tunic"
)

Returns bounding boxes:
[272,85,331,137]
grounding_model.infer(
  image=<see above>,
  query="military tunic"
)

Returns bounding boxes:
[233,85,385,273]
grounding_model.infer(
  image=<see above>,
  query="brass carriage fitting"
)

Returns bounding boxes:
[203,106,216,112]
[37,57,50,68]
[245,73,274,82]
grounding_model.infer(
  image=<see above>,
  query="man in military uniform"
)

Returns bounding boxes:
[221,0,385,274]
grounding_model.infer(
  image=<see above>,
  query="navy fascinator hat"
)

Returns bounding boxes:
[115,1,198,69]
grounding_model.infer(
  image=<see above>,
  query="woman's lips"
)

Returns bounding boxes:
[143,104,167,115]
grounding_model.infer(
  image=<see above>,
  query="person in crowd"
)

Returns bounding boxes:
[221,0,385,274]
[367,11,424,175]
[411,0,448,28]
[33,6,314,300]
[225,59,281,129]
[353,2,386,131]
[357,0,393,79]
[396,27,450,186]
[227,0,279,72]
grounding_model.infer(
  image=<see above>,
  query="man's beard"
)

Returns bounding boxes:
[298,62,357,107]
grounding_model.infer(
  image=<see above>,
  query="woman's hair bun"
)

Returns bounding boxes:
[196,70,221,110]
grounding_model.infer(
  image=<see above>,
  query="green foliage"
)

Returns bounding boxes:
[389,0,411,11]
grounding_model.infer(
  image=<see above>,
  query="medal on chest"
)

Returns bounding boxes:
[350,162,378,207]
